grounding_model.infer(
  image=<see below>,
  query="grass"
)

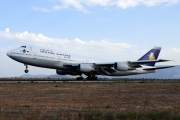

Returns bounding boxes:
[1,109,179,120]
[84,110,180,120]
[0,81,179,119]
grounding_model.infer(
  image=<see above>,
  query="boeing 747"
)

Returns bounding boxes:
[7,46,174,80]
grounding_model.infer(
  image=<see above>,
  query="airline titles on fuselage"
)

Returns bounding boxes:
[40,49,71,59]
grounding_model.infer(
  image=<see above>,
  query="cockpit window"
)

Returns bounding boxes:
[21,46,26,48]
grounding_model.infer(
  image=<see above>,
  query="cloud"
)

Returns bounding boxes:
[32,7,52,12]
[115,0,179,8]
[171,48,180,53]
[2,28,9,32]
[33,0,180,12]
[0,28,132,60]
[1,28,179,64]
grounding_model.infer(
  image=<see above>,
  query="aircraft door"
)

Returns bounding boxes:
[33,52,37,59]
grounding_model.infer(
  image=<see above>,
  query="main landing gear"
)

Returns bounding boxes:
[76,75,98,80]
[24,64,29,73]
[76,76,84,80]
[86,75,98,80]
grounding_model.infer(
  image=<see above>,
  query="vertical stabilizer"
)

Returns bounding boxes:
[138,46,161,66]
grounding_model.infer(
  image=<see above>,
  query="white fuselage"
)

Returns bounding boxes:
[7,46,156,76]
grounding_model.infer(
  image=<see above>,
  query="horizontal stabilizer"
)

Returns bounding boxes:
[129,59,171,65]
[143,66,175,70]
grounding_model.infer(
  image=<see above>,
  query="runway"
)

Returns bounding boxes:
[0,78,179,83]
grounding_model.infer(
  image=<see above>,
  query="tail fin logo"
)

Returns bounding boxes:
[149,53,155,60]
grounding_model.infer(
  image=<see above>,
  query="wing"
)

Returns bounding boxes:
[95,59,171,68]
[63,59,173,75]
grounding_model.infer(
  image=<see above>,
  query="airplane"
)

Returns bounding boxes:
[7,45,174,80]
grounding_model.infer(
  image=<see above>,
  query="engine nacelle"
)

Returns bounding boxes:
[78,63,95,72]
[56,70,79,76]
[114,62,132,71]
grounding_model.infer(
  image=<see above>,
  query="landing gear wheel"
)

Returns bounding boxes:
[86,76,98,80]
[86,76,91,80]
[76,77,84,80]
[92,76,98,80]
[25,69,29,73]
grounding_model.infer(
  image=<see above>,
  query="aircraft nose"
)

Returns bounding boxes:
[6,51,11,57]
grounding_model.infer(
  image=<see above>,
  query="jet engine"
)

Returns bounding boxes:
[56,70,80,76]
[114,62,133,71]
[78,63,95,72]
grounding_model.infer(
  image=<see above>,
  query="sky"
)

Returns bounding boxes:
[0,0,180,77]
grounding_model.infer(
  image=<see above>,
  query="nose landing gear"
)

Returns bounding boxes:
[24,64,29,73]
